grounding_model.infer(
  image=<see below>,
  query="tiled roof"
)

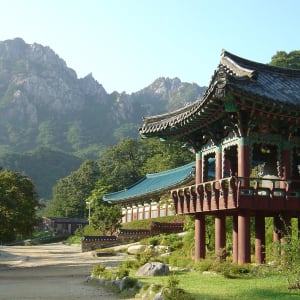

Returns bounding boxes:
[103,162,195,203]
[139,50,300,137]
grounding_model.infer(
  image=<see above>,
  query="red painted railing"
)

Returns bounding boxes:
[172,177,300,214]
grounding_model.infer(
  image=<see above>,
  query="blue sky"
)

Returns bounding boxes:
[0,0,299,93]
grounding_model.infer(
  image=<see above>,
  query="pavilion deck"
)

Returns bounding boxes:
[172,177,300,215]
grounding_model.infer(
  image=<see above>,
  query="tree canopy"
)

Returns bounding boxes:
[44,160,100,218]
[0,170,40,242]
[45,137,194,219]
[269,50,300,69]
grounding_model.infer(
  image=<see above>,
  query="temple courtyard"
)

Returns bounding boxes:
[0,243,126,300]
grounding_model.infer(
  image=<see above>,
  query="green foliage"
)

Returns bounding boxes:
[92,263,106,277]
[273,220,300,289]
[113,123,139,141]
[269,50,300,69]
[141,233,183,250]
[135,248,158,266]
[75,225,101,237]
[0,170,40,242]
[98,138,144,191]
[0,147,83,200]
[140,138,194,174]
[90,204,122,235]
[45,160,99,217]
[162,273,195,300]
[121,259,139,270]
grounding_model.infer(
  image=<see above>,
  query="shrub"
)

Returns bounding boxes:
[92,264,106,277]
[162,273,195,300]
[121,276,138,289]
[135,248,158,266]
[116,266,129,279]
[121,259,139,270]
[194,258,214,272]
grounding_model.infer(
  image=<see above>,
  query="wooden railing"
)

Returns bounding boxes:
[171,177,300,214]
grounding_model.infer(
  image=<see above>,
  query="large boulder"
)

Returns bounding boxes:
[136,262,169,276]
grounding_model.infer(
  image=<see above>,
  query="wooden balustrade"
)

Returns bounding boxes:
[171,177,300,214]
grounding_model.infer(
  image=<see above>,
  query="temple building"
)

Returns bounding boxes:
[103,162,195,223]
[139,50,300,265]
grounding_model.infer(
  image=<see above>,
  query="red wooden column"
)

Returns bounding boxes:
[215,146,226,258]
[194,151,206,261]
[232,215,238,263]
[238,212,251,264]
[237,137,251,264]
[215,214,226,259]
[195,213,206,260]
[195,151,202,184]
[255,214,266,264]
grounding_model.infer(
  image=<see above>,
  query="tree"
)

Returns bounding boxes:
[90,205,122,235]
[141,138,194,174]
[97,137,193,192]
[97,138,144,191]
[269,50,300,69]
[0,170,39,242]
[45,160,100,218]
[87,179,122,235]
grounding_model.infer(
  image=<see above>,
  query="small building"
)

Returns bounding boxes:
[42,217,88,235]
[139,50,300,265]
[103,162,195,223]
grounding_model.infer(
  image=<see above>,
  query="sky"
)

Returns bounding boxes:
[0,0,299,93]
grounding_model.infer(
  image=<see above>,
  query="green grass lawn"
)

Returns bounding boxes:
[136,270,300,300]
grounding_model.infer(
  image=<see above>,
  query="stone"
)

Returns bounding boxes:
[136,262,169,276]
[127,244,147,254]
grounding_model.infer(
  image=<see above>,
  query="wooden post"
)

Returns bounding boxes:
[238,212,251,264]
[215,214,226,259]
[238,137,250,187]
[195,151,202,185]
[232,215,238,263]
[255,214,266,264]
[215,146,222,180]
[195,213,206,260]
[194,151,206,261]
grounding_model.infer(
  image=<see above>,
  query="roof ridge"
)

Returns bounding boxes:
[222,49,300,76]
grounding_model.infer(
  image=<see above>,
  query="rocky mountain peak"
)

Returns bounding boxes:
[0,38,206,154]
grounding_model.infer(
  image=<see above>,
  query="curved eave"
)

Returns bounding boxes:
[139,50,300,138]
[139,77,223,138]
[103,162,195,204]
[105,176,194,205]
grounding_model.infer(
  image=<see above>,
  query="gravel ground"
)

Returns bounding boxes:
[0,243,129,300]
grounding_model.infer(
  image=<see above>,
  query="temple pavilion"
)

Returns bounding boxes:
[103,162,196,223]
[139,50,300,265]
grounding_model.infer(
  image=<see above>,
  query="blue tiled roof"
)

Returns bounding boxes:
[103,162,195,202]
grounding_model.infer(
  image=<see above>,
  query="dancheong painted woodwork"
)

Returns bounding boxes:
[139,50,300,265]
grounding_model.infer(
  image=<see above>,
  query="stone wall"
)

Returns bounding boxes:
[81,222,184,252]
[81,235,118,252]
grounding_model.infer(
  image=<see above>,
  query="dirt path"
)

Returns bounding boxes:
[0,243,129,300]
